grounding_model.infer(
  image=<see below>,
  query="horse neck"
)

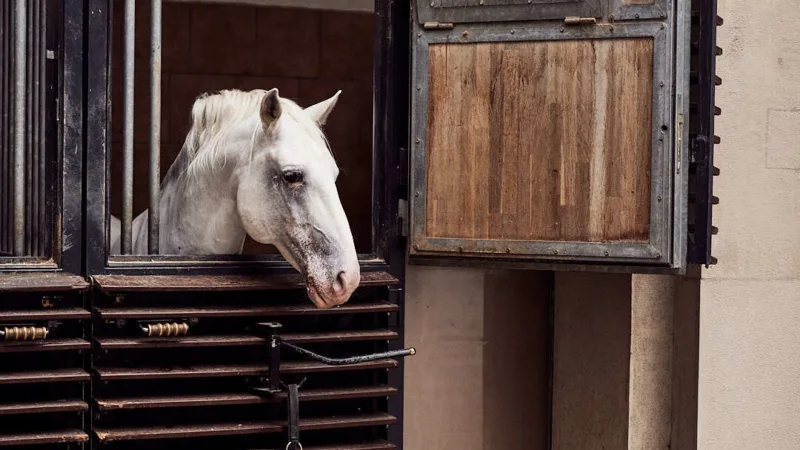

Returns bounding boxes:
[157,143,247,255]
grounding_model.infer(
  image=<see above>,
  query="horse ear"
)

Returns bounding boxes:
[260,88,282,130]
[305,90,341,126]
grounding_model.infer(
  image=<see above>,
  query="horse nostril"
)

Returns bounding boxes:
[334,271,347,294]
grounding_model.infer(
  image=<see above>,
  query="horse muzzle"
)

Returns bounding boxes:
[306,267,360,309]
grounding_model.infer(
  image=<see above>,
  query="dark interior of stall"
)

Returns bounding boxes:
[109,0,375,255]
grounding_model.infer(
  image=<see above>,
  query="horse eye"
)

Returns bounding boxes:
[282,170,304,185]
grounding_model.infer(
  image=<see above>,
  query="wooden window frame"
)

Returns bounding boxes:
[408,0,692,272]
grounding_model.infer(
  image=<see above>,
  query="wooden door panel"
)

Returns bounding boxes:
[424,39,654,243]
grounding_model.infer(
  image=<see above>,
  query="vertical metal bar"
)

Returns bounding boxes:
[37,0,45,256]
[12,0,26,255]
[148,0,162,255]
[4,0,11,255]
[31,0,40,257]
[121,0,135,254]
[24,0,31,256]
[0,0,7,254]
[4,0,12,255]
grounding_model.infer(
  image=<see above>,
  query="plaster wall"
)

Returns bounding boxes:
[699,2,800,447]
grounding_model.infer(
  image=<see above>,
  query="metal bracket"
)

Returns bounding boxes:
[564,16,598,25]
[286,384,301,450]
[251,321,416,396]
[422,21,454,30]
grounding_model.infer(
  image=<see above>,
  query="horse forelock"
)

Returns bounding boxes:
[179,89,336,182]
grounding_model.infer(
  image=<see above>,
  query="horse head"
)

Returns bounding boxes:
[235,89,360,308]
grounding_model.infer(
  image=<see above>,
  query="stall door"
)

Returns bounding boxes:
[409,0,690,269]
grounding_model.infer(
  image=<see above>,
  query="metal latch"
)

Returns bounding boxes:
[423,21,454,30]
[564,16,598,25]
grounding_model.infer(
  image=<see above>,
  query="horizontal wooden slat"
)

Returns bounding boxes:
[253,385,399,402]
[95,385,398,410]
[281,359,399,374]
[0,273,89,293]
[95,359,398,381]
[0,430,88,446]
[283,330,399,344]
[95,330,398,349]
[0,307,90,321]
[0,369,90,385]
[95,334,263,349]
[304,442,395,450]
[94,301,399,320]
[93,413,396,442]
[0,338,91,353]
[0,400,88,416]
[92,271,398,292]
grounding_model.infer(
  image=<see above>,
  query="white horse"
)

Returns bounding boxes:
[110,88,360,308]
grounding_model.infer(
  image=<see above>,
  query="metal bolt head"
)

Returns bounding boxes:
[412,244,419,251]
[506,248,511,254]
[416,138,421,143]
[458,246,464,252]
[604,251,609,257]
[560,27,565,33]
[553,249,559,255]
[659,81,665,87]
[635,13,640,19]
[657,196,663,202]
[510,29,515,34]
[417,86,422,91]
[415,191,420,197]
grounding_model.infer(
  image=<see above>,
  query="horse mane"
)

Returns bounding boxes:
[179,88,333,181]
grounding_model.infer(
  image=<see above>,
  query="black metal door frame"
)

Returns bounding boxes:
[0,0,84,274]
[78,0,411,447]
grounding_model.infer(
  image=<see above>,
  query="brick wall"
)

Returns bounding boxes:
[110,1,374,253]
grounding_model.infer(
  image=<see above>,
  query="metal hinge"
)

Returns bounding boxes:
[398,199,409,237]
[423,21,454,30]
[564,16,598,25]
